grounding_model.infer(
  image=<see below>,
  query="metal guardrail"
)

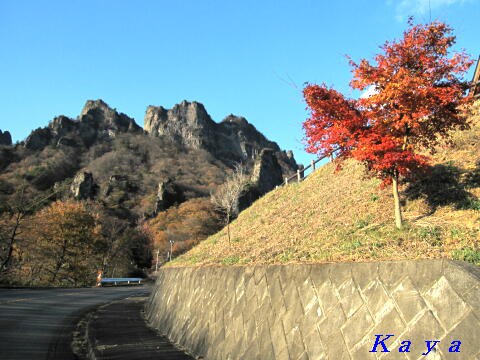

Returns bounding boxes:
[99,277,143,286]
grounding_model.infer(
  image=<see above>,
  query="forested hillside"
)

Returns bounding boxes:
[0,99,299,286]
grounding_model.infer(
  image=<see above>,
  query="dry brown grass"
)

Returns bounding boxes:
[170,101,480,267]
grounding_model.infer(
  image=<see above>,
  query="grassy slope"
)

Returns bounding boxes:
[170,102,480,267]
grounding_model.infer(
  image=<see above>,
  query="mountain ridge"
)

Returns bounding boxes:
[0,98,300,283]
[6,99,298,173]
[3,100,479,285]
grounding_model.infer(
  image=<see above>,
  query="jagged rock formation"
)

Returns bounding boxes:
[144,100,299,177]
[25,127,52,150]
[238,149,285,211]
[70,172,97,200]
[22,99,298,188]
[250,148,284,194]
[145,101,216,150]
[80,99,142,137]
[143,100,300,213]
[49,116,77,138]
[0,130,12,146]
[215,114,279,162]
[154,178,185,214]
[25,100,142,151]
[278,150,300,176]
[12,98,298,219]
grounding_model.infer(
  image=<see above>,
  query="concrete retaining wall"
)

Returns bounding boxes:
[146,260,480,359]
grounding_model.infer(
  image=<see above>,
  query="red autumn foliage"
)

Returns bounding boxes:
[303,21,473,184]
[303,21,473,228]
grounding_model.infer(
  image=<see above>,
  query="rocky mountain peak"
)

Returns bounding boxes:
[80,99,111,117]
[144,100,299,175]
[0,130,12,146]
[24,100,142,151]
[171,100,211,121]
[80,99,141,134]
[49,116,76,137]
[144,100,217,150]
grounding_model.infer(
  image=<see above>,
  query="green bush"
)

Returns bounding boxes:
[452,247,480,265]
[222,255,240,265]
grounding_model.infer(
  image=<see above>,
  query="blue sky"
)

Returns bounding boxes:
[0,0,478,166]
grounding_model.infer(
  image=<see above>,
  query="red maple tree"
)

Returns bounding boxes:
[303,20,473,228]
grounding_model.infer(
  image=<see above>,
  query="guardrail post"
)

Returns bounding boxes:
[311,159,315,171]
[285,177,288,185]
[297,169,301,183]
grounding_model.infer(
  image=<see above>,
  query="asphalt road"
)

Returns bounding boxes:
[0,286,150,360]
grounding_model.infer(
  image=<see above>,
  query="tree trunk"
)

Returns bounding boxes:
[392,173,403,229]
[51,238,68,284]
[227,223,231,244]
[226,213,231,244]
[0,213,21,273]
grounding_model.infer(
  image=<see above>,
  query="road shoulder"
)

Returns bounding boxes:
[75,295,194,360]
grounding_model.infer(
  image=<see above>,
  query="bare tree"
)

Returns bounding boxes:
[210,164,248,243]
[0,186,54,274]
[0,189,28,274]
[98,215,128,277]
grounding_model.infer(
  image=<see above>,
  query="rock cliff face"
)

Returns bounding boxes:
[144,100,299,176]
[145,101,216,150]
[70,172,97,200]
[144,100,299,210]
[238,148,285,211]
[0,130,12,146]
[251,148,284,195]
[154,178,185,214]
[215,114,281,163]
[80,99,142,137]
[25,127,52,150]
[25,100,142,151]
